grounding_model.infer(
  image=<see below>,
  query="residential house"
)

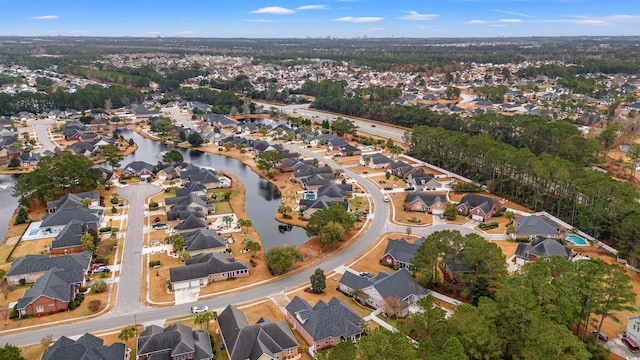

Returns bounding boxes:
[5,251,92,285]
[407,171,441,191]
[18,151,40,167]
[218,304,299,360]
[456,193,502,222]
[175,182,208,197]
[338,269,428,317]
[41,333,127,360]
[203,113,237,129]
[39,207,103,236]
[47,191,100,213]
[130,105,160,119]
[165,193,214,217]
[359,152,392,169]
[300,174,336,191]
[169,252,248,289]
[299,195,349,220]
[173,213,208,232]
[16,268,81,317]
[136,323,213,360]
[122,161,155,181]
[286,296,364,355]
[626,315,640,346]
[387,160,418,179]
[513,215,561,239]
[179,167,221,188]
[337,144,361,156]
[50,219,87,255]
[380,237,425,269]
[178,229,227,253]
[276,157,304,173]
[403,193,447,215]
[513,237,573,266]
[291,164,333,183]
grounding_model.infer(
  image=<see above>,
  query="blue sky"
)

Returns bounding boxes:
[0,0,638,38]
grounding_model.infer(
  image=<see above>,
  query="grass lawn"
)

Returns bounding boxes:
[391,193,433,225]
[213,201,233,215]
[349,196,369,212]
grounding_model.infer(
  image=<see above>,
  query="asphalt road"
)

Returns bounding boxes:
[163,107,198,131]
[252,100,408,143]
[0,145,389,347]
[26,118,57,153]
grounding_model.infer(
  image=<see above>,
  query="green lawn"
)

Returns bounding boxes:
[213,201,233,215]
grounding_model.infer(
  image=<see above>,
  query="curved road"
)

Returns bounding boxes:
[1,145,391,346]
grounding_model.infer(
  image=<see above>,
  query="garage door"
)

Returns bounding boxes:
[432,209,444,215]
[190,280,200,288]
[173,282,189,290]
[472,214,484,222]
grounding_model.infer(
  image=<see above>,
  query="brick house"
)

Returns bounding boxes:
[16,268,81,317]
[456,193,502,222]
[380,237,425,269]
[403,193,447,215]
[136,323,213,360]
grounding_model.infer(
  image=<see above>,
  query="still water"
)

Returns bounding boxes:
[0,129,311,249]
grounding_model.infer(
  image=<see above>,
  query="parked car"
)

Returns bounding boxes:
[383,195,390,202]
[90,263,106,271]
[591,331,608,342]
[404,186,416,191]
[371,124,376,127]
[191,305,208,314]
[119,180,127,185]
[383,187,393,191]
[622,337,639,353]
[153,222,167,230]
[91,266,110,274]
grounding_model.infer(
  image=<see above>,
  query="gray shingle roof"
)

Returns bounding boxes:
[7,251,92,278]
[340,269,428,301]
[514,215,560,236]
[169,252,248,283]
[382,237,425,265]
[458,193,497,214]
[515,237,572,260]
[218,305,298,360]
[174,213,208,231]
[16,268,75,309]
[51,219,85,250]
[285,296,363,342]
[40,208,102,228]
[137,323,213,360]
[404,193,446,208]
[180,229,227,252]
[42,333,126,360]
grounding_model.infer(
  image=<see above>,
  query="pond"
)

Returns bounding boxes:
[0,174,19,243]
[114,129,310,250]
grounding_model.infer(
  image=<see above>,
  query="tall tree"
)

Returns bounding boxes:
[317,221,346,248]
[305,203,355,236]
[101,144,124,170]
[264,245,303,275]
[309,268,326,293]
[162,149,184,165]
[171,234,185,254]
[256,150,283,175]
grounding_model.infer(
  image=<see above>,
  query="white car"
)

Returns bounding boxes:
[191,305,208,314]
[383,195,390,202]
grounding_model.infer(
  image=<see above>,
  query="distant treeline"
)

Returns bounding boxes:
[0,85,242,116]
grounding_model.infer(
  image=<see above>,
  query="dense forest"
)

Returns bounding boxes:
[408,125,640,262]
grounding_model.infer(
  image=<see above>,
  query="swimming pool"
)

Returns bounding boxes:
[28,229,40,236]
[565,234,588,246]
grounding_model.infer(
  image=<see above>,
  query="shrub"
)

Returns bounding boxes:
[68,301,77,310]
[110,197,119,204]
[99,227,112,233]
[88,300,102,312]
[76,293,85,303]
[10,308,18,319]
[478,222,499,230]
[149,201,159,210]
[91,280,107,293]
[149,260,161,267]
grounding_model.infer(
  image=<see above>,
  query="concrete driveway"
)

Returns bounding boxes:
[175,288,201,305]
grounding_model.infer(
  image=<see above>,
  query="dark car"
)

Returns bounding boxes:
[383,187,393,191]
[404,186,416,191]
[153,222,167,230]
[591,331,608,342]
[371,124,376,127]
[119,180,127,185]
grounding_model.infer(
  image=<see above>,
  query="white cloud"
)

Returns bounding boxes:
[494,9,530,18]
[31,15,58,20]
[571,19,607,26]
[469,19,488,24]
[334,16,383,23]
[499,19,522,23]
[252,6,295,14]
[297,5,327,10]
[608,15,640,21]
[399,11,438,21]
